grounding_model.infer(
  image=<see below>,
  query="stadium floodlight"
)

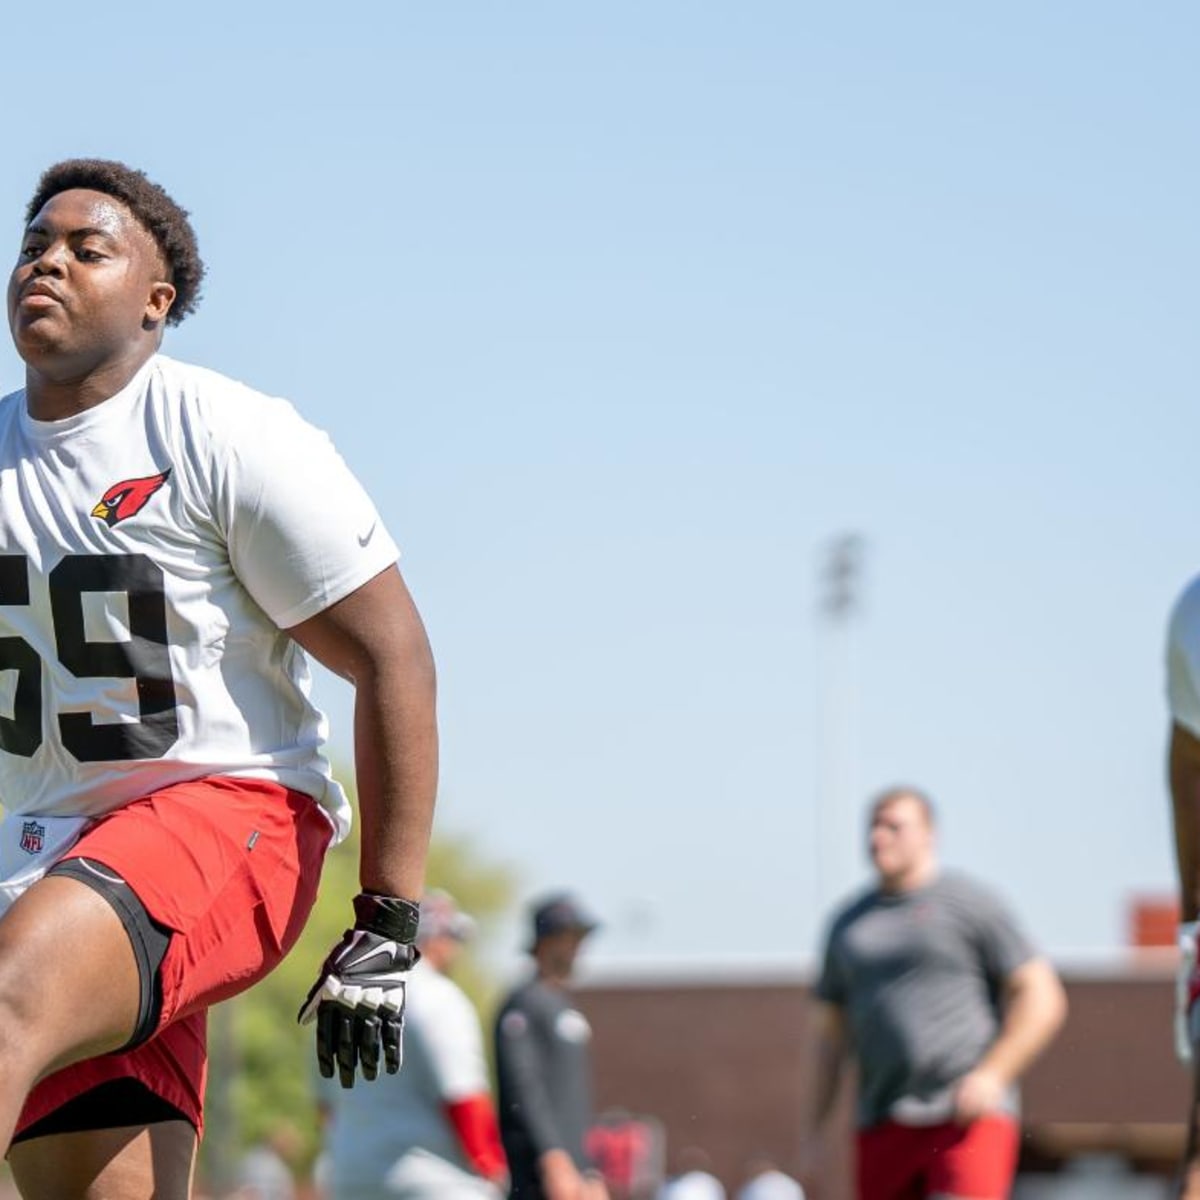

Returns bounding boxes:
[814,531,867,922]
[820,532,865,621]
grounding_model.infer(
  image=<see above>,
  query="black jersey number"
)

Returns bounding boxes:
[0,553,180,762]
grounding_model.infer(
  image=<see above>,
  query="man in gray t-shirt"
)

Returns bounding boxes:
[804,787,1066,1200]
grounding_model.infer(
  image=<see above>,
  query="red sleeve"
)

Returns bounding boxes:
[445,1093,508,1182]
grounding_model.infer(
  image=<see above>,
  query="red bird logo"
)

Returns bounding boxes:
[91,469,171,527]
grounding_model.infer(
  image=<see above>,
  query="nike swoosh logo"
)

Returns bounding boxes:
[344,941,400,971]
[358,522,378,547]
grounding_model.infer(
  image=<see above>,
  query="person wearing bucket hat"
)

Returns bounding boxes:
[526,894,600,952]
[324,889,508,1199]
[495,893,605,1200]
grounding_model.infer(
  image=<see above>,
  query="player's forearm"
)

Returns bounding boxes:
[445,1094,508,1181]
[1171,729,1200,920]
[807,1032,846,1131]
[353,631,438,899]
[977,967,1067,1085]
[284,567,438,900]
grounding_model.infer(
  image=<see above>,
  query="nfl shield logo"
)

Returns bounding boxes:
[19,820,44,855]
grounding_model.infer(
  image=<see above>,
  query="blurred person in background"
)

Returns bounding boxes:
[323,890,507,1200]
[231,1123,302,1200]
[655,1148,724,1200]
[733,1158,803,1200]
[803,786,1066,1200]
[1164,578,1200,1198]
[495,894,607,1200]
[585,1111,666,1200]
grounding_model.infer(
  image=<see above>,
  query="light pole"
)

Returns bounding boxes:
[815,533,865,925]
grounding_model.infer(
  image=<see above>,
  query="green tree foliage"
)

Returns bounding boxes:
[201,780,517,1181]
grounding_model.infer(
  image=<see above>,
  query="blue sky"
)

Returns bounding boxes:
[3,2,1197,970]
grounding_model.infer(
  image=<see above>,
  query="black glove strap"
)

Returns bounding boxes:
[353,892,421,943]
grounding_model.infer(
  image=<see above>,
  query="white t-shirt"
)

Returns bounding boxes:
[1168,576,1200,737]
[326,962,495,1197]
[0,355,397,882]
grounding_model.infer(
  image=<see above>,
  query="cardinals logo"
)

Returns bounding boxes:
[91,469,171,527]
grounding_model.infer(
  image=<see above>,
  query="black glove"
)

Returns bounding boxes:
[298,892,421,1087]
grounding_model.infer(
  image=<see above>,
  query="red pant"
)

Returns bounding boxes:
[856,1115,1020,1200]
[15,776,332,1136]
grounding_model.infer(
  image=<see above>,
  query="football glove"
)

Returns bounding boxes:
[299,891,421,1087]
[1177,920,1199,1064]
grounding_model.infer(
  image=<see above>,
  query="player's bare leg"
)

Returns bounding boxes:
[9,1121,196,1200]
[0,876,141,1154]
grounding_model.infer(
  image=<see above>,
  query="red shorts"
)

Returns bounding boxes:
[856,1115,1020,1200]
[14,776,333,1138]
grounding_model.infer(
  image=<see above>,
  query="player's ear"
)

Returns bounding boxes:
[144,281,176,329]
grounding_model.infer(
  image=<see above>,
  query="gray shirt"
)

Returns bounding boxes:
[816,871,1035,1128]
[495,978,595,1183]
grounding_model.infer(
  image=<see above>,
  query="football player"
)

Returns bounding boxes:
[0,158,438,1198]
